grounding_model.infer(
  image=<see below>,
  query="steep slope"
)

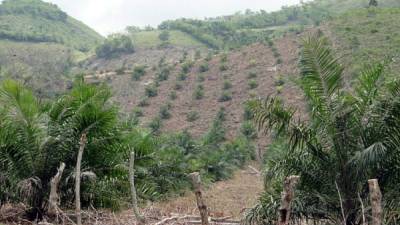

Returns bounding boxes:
[86,33,305,155]
[0,0,103,97]
[324,8,400,77]
[0,0,102,51]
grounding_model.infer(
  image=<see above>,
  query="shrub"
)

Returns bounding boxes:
[240,121,257,139]
[132,65,146,81]
[159,104,172,119]
[220,53,228,63]
[199,63,209,73]
[276,85,283,94]
[132,107,143,117]
[96,34,134,58]
[193,85,204,100]
[186,111,199,122]
[159,30,170,42]
[243,103,254,121]
[219,64,229,71]
[115,67,125,75]
[178,72,188,81]
[138,97,149,107]
[223,80,232,90]
[145,85,158,97]
[274,75,285,86]
[205,52,213,61]
[156,67,170,82]
[174,82,183,90]
[182,61,194,74]
[195,50,201,60]
[179,51,188,63]
[276,58,283,65]
[169,91,177,100]
[248,80,258,89]
[248,59,257,68]
[248,71,257,79]
[149,116,162,133]
[216,107,226,121]
[218,91,232,102]
[203,108,226,145]
[197,74,205,82]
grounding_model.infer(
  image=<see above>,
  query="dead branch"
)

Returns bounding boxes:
[129,151,146,225]
[75,132,87,225]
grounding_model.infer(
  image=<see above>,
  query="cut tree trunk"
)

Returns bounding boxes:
[129,151,146,225]
[189,172,209,225]
[48,162,66,217]
[278,175,300,225]
[75,133,87,225]
[368,179,382,225]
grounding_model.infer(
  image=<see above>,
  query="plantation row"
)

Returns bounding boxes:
[0,78,256,220]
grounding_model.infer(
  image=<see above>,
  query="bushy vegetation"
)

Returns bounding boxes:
[96,34,134,58]
[0,78,256,220]
[245,35,400,225]
[218,91,232,102]
[145,85,158,97]
[193,84,204,100]
[132,65,146,81]
[186,111,200,122]
[248,80,258,89]
[159,104,172,119]
[199,63,209,73]
[156,67,171,82]
[223,80,232,90]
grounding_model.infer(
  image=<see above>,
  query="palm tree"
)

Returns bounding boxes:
[245,35,400,225]
[0,80,62,218]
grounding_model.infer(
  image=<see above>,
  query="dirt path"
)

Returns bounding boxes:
[109,164,263,224]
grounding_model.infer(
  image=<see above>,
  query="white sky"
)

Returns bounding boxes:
[17,0,303,35]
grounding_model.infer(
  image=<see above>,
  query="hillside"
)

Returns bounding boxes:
[83,6,400,157]
[0,0,104,97]
[156,0,400,49]
[0,0,103,51]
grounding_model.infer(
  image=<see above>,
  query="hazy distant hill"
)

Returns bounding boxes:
[0,0,103,51]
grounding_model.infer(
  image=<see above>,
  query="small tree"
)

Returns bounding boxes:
[369,0,378,7]
[159,30,170,42]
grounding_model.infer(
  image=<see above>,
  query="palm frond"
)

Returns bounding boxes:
[300,35,344,122]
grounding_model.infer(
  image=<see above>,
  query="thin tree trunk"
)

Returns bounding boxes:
[48,162,66,217]
[278,175,300,225]
[189,172,209,225]
[368,179,382,225]
[129,151,146,225]
[75,133,87,225]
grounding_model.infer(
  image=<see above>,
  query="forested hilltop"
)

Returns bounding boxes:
[0,0,400,224]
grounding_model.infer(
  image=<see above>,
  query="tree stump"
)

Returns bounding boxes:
[278,175,300,225]
[189,172,209,225]
[48,162,65,217]
[368,179,382,225]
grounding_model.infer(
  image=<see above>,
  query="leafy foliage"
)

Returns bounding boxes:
[96,34,134,58]
[245,35,400,225]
